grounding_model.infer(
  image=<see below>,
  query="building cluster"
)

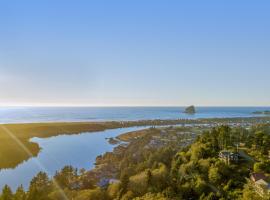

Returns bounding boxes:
[144,130,196,149]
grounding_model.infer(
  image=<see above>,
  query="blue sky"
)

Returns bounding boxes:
[0,0,269,106]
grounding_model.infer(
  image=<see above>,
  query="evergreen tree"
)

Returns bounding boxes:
[1,185,13,200]
[146,169,152,187]
[27,172,52,200]
[14,185,26,200]
[54,166,77,189]
[119,173,129,198]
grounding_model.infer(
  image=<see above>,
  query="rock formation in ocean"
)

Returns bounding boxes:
[184,105,196,114]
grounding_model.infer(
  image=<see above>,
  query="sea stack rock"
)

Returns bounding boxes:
[184,105,196,114]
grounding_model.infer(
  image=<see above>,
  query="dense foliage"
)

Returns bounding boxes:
[1,124,270,200]
[1,117,270,169]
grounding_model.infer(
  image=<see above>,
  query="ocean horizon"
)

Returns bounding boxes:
[0,106,269,124]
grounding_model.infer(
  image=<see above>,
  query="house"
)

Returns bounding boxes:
[146,139,165,149]
[219,150,239,164]
[97,178,109,188]
[97,178,120,188]
[251,173,270,197]
[108,178,120,184]
[251,173,268,182]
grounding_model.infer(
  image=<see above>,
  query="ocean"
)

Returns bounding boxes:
[0,106,269,124]
[0,106,269,190]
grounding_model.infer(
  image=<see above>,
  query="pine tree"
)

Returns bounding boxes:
[27,172,52,200]
[1,185,13,200]
[14,185,26,200]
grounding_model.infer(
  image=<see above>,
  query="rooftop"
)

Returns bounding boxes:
[251,173,268,182]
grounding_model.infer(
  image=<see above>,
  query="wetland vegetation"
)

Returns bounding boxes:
[1,122,270,199]
[1,116,270,169]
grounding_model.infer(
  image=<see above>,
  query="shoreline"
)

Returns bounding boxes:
[0,116,270,169]
[0,116,263,125]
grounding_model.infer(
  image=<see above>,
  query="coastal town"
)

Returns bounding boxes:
[84,123,270,199]
[1,117,270,199]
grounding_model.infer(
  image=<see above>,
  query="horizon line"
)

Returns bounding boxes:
[0,104,269,108]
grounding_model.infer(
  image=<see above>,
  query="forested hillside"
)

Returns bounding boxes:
[1,125,270,200]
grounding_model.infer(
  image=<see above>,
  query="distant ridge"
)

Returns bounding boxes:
[252,110,270,115]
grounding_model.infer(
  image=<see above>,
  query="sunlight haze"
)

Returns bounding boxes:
[0,0,269,106]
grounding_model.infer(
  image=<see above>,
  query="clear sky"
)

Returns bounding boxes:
[0,0,269,106]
